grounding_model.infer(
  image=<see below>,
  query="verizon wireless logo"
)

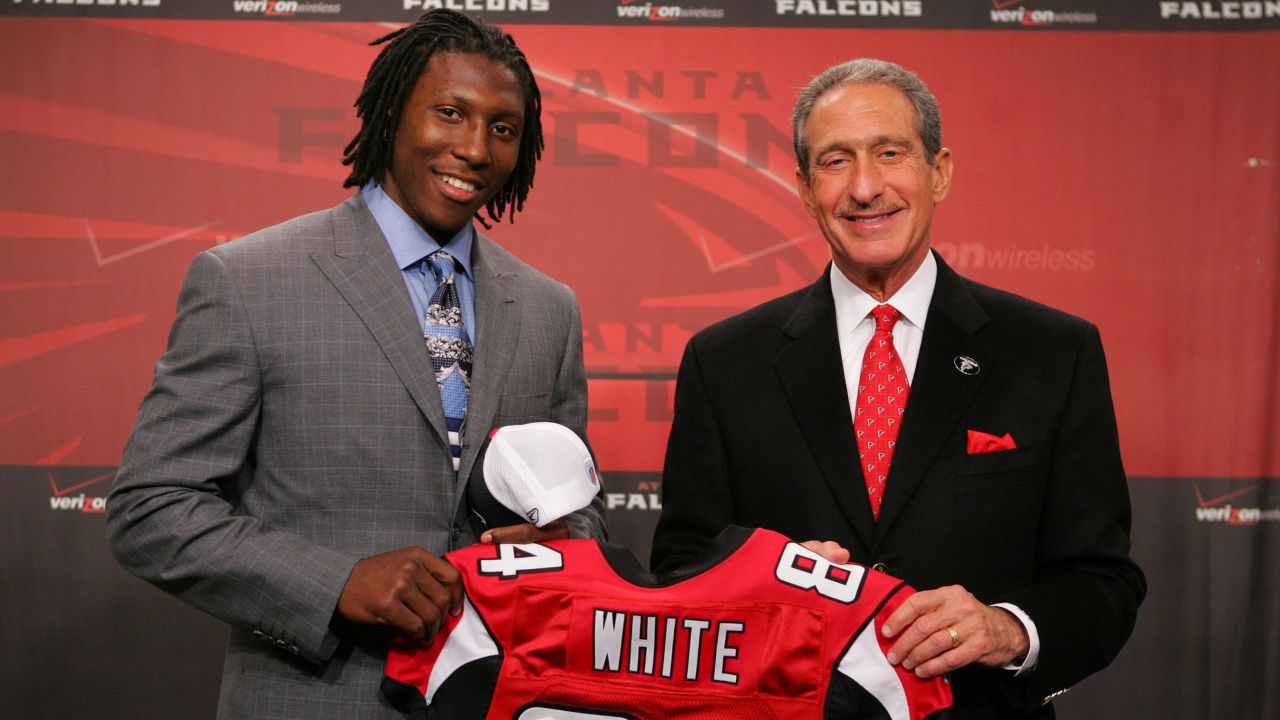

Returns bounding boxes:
[1193,483,1280,525]
[47,471,113,514]
[232,0,341,15]
[989,0,1097,26]
[933,241,1095,272]
[617,0,724,21]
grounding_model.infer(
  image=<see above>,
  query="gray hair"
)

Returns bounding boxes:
[792,58,942,178]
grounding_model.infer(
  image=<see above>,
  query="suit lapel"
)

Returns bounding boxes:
[775,270,876,550]
[456,235,520,484]
[874,252,992,541]
[309,195,450,446]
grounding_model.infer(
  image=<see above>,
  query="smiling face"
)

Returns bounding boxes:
[796,82,953,300]
[381,51,525,241]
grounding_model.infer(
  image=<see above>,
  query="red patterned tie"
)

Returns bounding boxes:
[855,305,910,519]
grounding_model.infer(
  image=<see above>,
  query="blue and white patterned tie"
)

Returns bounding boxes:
[423,250,472,471]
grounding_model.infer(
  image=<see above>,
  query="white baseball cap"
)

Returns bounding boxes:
[471,422,600,528]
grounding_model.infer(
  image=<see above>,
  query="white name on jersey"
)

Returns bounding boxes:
[592,609,745,684]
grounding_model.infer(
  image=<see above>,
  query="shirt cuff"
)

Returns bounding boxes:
[991,602,1040,675]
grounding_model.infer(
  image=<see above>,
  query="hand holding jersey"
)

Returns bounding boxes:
[337,548,463,642]
[336,422,598,644]
[385,422,953,718]
[799,542,1032,678]
[883,586,1030,679]
[800,539,853,565]
[383,527,952,719]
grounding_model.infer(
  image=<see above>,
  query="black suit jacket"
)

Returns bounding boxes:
[652,252,1145,719]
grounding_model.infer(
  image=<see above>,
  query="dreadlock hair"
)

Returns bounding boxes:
[342,9,543,228]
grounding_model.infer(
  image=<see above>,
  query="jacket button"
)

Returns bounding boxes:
[451,525,461,539]
[871,562,888,574]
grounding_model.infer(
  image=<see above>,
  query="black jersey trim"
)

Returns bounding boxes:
[596,524,755,589]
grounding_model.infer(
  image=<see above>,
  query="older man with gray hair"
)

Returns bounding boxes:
[652,58,1144,719]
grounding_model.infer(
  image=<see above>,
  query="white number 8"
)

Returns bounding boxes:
[774,543,866,604]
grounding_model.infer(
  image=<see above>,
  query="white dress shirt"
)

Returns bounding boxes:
[829,252,1040,674]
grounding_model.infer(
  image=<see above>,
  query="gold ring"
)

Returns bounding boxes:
[946,627,960,647]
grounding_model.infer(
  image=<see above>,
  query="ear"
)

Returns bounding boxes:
[795,167,819,218]
[931,147,953,204]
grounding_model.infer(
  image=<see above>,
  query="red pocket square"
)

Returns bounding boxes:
[967,430,1017,454]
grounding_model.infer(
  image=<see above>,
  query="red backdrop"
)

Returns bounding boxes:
[1,8,1277,719]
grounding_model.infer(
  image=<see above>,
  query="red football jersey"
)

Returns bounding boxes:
[383,526,952,719]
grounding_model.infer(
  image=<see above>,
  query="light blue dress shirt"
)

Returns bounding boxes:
[361,181,478,344]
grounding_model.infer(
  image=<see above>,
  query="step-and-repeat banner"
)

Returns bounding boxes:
[1,2,1277,718]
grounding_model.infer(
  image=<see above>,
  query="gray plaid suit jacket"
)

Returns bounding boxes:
[107,194,607,719]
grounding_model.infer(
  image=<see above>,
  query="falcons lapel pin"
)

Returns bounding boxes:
[953,355,980,375]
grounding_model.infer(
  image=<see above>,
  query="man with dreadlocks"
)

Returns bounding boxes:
[107,10,606,718]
